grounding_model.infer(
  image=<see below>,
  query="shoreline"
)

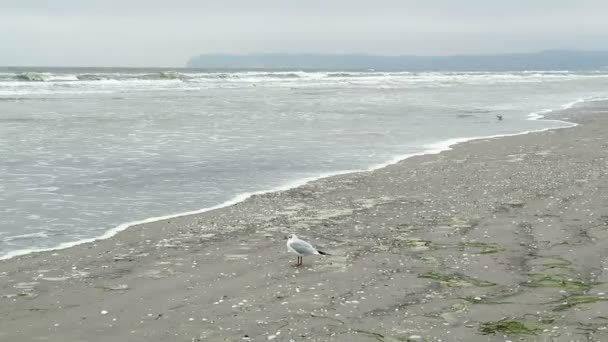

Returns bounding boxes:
[2,100,608,340]
[0,97,596,262]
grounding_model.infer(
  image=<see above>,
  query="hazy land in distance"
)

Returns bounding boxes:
[187,50,608,71]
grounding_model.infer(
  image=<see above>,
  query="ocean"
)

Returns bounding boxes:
[1,68,607,259]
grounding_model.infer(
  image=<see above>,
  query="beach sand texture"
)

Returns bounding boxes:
[1,103,608,341]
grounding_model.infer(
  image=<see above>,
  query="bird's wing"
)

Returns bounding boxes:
[287,242,299,255]
[288,239,319,256]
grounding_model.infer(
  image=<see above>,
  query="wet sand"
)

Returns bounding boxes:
[1,102,608,341]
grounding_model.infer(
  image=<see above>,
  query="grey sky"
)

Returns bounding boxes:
[1,0,607,67]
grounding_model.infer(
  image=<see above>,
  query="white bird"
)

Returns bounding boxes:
[286,234,329,266]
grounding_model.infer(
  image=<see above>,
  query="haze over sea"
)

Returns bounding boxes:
[1,67,608,259]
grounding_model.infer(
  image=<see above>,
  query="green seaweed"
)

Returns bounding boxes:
[419,271,496,287]
[542,257,571,267]
[540,256,572,270]
[458,242,503,254]
[553,294,608,311]
[478,319,541,336]
[521,274,591,291]
[402,238,432,249]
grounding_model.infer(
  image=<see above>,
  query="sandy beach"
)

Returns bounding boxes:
[1,102,608,341]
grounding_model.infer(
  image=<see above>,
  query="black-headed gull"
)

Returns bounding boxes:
[286,234,329,266]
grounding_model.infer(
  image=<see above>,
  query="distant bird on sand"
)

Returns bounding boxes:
[286,234,330,266]
[496,114,503,121]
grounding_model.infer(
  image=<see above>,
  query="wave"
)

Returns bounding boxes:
[14,72,47,82]
[3,231,49,242]
[13,72,80,82]
[2,70,608,88]
[159,71,180,79]
[77,74,105,81]
[261,72,302,79]
[0,97,595,262]
[527,96,608,120]
[0,172,359,261]
[325,72,387,78]
[8,71,190,83]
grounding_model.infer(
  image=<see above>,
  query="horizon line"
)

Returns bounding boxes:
[2,49,607,69]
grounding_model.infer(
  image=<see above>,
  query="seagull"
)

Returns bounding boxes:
[286,234,330,266]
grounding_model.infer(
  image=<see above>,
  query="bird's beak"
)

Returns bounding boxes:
[284,235,289,240]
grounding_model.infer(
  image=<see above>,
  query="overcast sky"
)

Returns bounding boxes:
[1,0,607,67]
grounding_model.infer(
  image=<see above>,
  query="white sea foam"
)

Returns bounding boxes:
[365,121,577,173]
[1,96,596,261]
[3,231,49,242]
[527,96,608,121]
[0,170,359,261]
[3,70,608,96]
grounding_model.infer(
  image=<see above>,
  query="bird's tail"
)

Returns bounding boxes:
[318,250,331,256]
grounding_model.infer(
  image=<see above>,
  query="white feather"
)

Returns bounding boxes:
[287,234,320,256]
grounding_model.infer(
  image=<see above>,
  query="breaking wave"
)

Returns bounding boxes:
[13,72,79,82]
[14,72,47,82]
[2,69,608,96]
[3,69,608,84]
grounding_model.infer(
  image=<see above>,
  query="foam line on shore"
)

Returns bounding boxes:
[360,98,608,172]
[0,170,361,261]
[527,96,607,121]
[0,97,599,261]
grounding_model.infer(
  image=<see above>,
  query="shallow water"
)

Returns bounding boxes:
[1,68,607,258]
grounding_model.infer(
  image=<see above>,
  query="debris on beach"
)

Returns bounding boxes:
[479,318,541,335]
[552,293,608,311]
[457,241,503,254]
[101,284,130,291]
[521,274,592,291]
[419,271,496,287]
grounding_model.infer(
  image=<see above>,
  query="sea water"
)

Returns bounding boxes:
[1,68,608,259]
